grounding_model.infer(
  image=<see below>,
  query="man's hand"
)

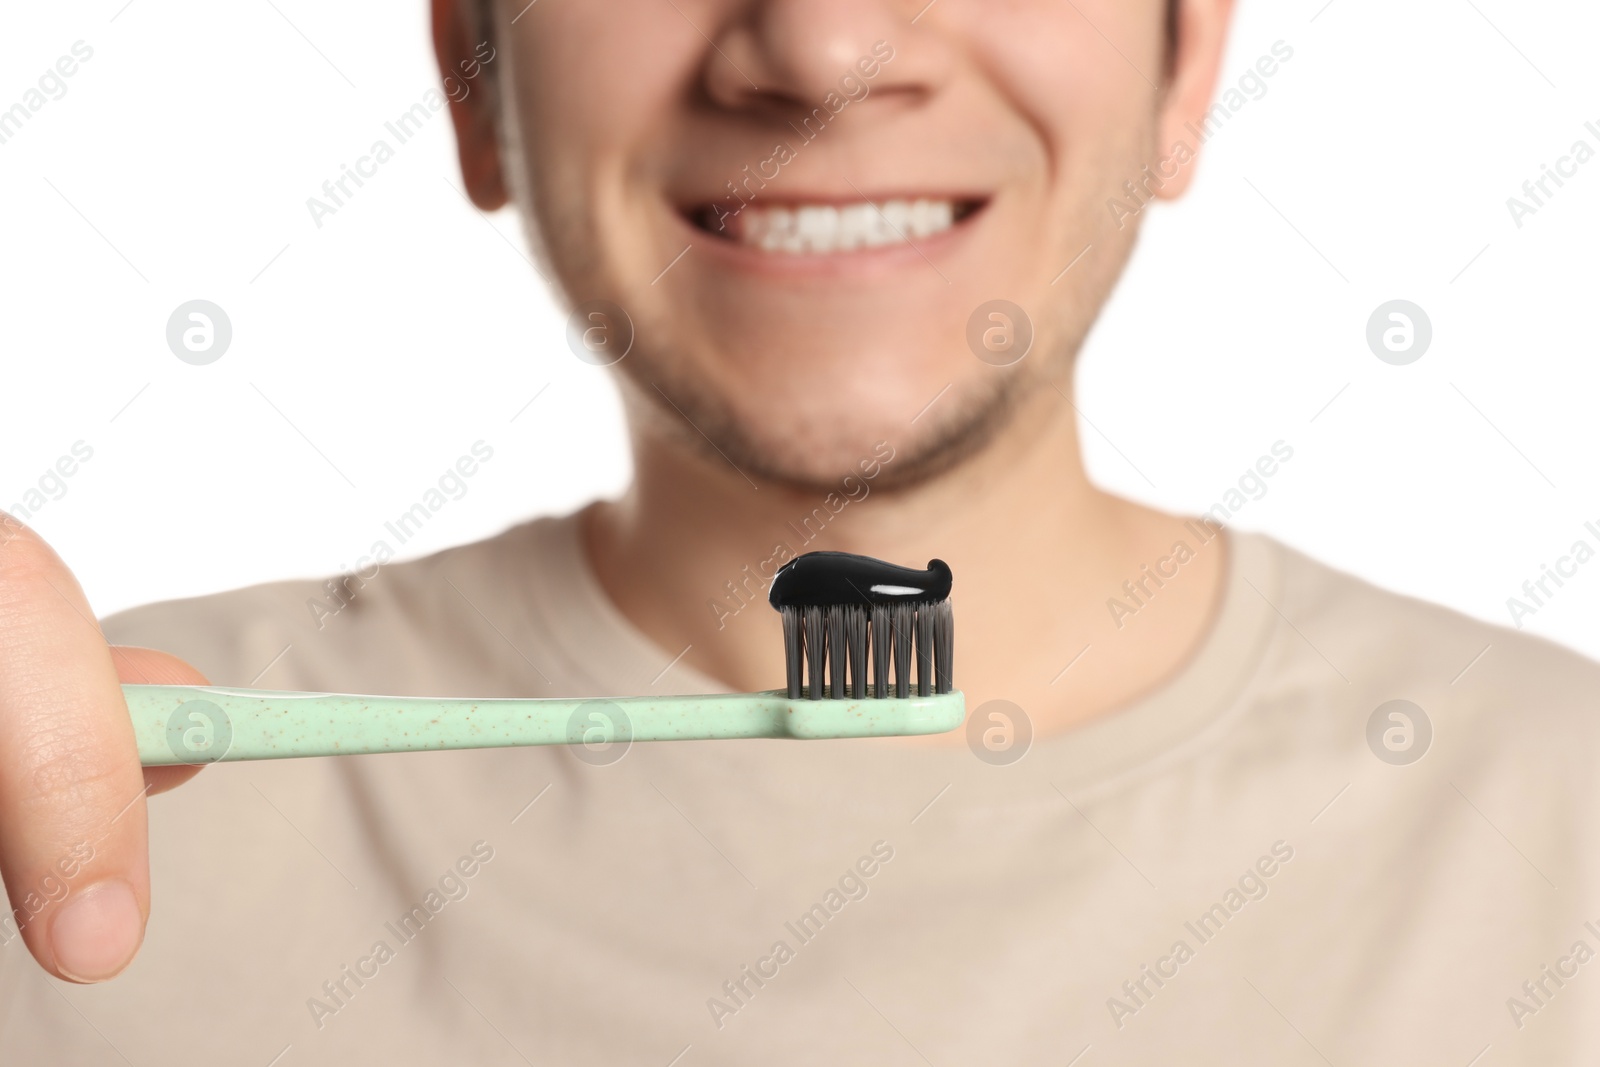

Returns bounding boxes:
[0,515,208,981]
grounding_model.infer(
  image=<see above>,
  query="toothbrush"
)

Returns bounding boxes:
[123,552,961,766]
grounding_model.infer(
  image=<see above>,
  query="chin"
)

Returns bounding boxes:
[622,343,1021,496]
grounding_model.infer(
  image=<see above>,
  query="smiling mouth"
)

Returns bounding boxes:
[685,197,987,255]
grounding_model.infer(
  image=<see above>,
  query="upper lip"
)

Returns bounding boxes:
[673,189,989,210]
[674,191,991,240]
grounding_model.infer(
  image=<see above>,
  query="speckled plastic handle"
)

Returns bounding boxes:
[122,684,966,766]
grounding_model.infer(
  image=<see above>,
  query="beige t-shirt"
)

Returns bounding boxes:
[2,511,1597,1065]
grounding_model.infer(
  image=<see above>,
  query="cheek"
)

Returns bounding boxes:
[507,2,686,125]
[504,5,694,262]
[955,0,1165,195]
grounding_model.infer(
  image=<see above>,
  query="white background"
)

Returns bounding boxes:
[3,0,1598,660]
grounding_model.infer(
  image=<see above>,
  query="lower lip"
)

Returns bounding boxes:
[669,202,988,282]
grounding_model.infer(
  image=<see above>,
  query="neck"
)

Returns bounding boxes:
[583,377,1226,741]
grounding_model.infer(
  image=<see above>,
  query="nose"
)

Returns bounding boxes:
[704,0,953,113]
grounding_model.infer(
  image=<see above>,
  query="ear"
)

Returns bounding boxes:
[432,0,508,210]
[1152,0,1237,202]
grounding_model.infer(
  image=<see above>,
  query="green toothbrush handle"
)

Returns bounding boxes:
[122,684,966,766]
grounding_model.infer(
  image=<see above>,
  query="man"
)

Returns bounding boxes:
[2,0,1596,1062]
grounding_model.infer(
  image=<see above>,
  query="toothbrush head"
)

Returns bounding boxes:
[768,552,954,700]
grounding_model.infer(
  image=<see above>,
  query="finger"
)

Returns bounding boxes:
[0,518,152,982]
[110,646,212,796]
[111,645,213,796]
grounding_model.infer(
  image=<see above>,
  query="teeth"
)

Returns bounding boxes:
[740,198,961,254]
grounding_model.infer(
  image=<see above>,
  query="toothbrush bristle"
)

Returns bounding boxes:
[769,553,954,700]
